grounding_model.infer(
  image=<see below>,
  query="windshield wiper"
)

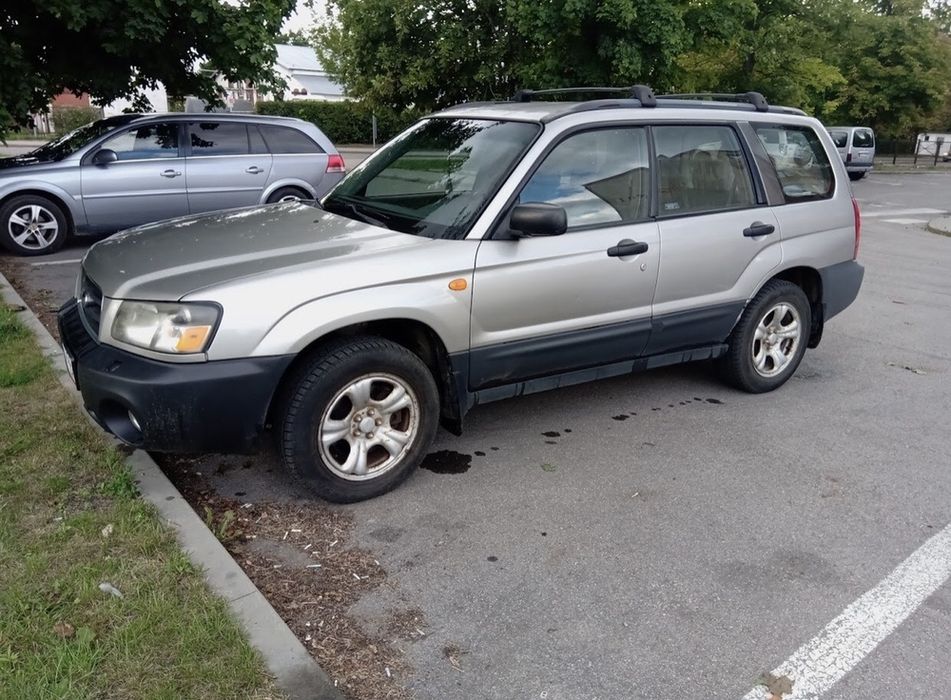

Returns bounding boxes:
[324,198,393,230]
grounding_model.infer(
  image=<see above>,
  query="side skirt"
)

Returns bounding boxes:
[467,343,728,407]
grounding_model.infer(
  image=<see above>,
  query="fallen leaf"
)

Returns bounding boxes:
[100,523,114,538]
[53,621,75,639]
[98,582,124,598]
[758,672,794,699]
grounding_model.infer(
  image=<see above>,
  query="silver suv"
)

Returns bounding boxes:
[59,87,864,502]
[1,113,344,256]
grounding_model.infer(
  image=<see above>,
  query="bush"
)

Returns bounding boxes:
[256,100,422,144]
[52,106,103,134]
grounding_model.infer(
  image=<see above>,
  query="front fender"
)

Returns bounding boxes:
[0,179,87,229]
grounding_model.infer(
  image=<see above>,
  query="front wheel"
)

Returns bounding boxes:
[279,337,439,503]
[0,195,69,256]
[720,280,811,393]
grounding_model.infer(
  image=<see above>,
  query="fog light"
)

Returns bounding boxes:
[128,411,142,432]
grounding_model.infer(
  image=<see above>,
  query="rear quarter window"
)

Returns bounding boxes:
[259,125,323,154]
[852,129,875,148]
[829,130,848,149]
[754,124,834,203]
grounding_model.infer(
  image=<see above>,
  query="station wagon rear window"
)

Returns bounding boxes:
[754,124,834,203]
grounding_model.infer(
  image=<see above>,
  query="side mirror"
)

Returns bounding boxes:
[509,202,567,238]
[92,149,118,166]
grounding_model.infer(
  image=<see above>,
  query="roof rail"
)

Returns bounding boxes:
[658,91,770,113]
[512,85,657,108]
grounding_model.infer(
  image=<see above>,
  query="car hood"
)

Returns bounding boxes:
[0,155,60,172]
[82,202,435,300]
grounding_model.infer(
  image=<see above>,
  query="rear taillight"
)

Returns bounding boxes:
[852,196,861,259]
[846,152,852,163]
[326,154,346,173]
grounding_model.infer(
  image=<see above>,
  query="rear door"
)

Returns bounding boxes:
[648,123,781,355]
[850,128,875,166]
[184,120,273,213]
[80,121,188,231]
[469,126,660,389]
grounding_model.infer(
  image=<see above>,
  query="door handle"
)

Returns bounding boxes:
[245,166,264,174]
[743,221,775,237]
[607,239,649,257]
[161,169,182,178]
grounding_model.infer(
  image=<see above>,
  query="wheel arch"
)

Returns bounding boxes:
[0,188,77,234]
[265,318,466,438]
[762,265,824,347]
[260,179,316,204]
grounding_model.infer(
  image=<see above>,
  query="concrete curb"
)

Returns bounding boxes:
[0,272,342,700]
[926,217,951,237]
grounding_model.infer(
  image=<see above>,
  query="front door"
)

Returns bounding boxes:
[185,121,273,213]
[469,126,660,389]
[647,123,782,355]
[80,121,188,232]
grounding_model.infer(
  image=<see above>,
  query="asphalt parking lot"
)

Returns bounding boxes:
[2,171,950,699]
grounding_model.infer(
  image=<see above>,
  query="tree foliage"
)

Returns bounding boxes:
[1,0,295,138]
[316,0,951,135]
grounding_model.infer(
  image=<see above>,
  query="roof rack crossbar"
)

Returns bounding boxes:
[512,85,657,108]
[658,91,770,112]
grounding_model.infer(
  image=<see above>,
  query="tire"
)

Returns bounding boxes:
[848,171,865,181]
[279,336,439,503]
[0,194,69,256]
[266,186,310,204]
[720,280,811,393]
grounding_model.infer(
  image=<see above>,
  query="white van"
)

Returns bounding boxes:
[826,126,875,180]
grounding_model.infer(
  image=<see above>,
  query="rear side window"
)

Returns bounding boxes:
[520,127,650,228]
[754,124,834,203]
[653,125,756,216]
[259,125,323,154]
[189,122,249,156]
[829,130,848,148]
[852,129,875,148]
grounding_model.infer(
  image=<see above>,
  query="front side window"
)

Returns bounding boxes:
[324,118,539,239]
[189,122,249,156]
[654,125,756,216]
[99,123,179,161]
[754,124,834,203]
[852,129,875,148]
[520,127,650,228]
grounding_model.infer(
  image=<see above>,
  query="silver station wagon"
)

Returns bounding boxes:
[0,113,344,256]
[60,86,864,502]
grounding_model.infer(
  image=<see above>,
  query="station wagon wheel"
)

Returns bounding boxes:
[721,279,811,393]
[279,336,439,503]
[266,186,309,204]
[0,194,68,256]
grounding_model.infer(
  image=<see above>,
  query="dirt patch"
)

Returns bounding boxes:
[0,258,61,339]
[156,455,419,700]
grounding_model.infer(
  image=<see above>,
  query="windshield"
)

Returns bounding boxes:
[27,115,139,162]
[323,118,540,239]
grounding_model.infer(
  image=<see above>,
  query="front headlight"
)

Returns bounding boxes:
[111,301,220,354]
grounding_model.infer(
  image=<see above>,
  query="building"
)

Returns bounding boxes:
[270,44,346,101]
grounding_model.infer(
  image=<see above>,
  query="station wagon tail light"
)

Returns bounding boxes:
[112,301,220,354]
[326,154,346,173]
[852,196,861,259]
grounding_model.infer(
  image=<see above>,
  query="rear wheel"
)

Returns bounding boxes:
[279,337,439,503]
[848,171,866,181]
[266,186,310,204]
[0,194,68,256]
[721,280,811,393]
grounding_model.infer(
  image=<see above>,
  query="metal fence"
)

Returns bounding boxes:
[876,138,951,167]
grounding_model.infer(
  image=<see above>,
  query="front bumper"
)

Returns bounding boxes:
[58,300,293,453]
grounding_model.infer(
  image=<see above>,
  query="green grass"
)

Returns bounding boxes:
[0,304,281,699]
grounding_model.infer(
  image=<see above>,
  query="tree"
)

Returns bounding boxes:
[314,0,755,112]
[276,29,312,46]
[1,0,295,139]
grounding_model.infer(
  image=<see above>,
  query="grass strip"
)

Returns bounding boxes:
[0,303,281,699]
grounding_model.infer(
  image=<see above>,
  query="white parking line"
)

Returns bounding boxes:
[881,218,928,225]
[863,208,946,218]
[743,521,951,700]
[30,258,82,267]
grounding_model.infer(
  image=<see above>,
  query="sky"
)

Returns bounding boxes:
[282,0,326,32]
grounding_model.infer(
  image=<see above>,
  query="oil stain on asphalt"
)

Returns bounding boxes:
[421,450,472,474]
